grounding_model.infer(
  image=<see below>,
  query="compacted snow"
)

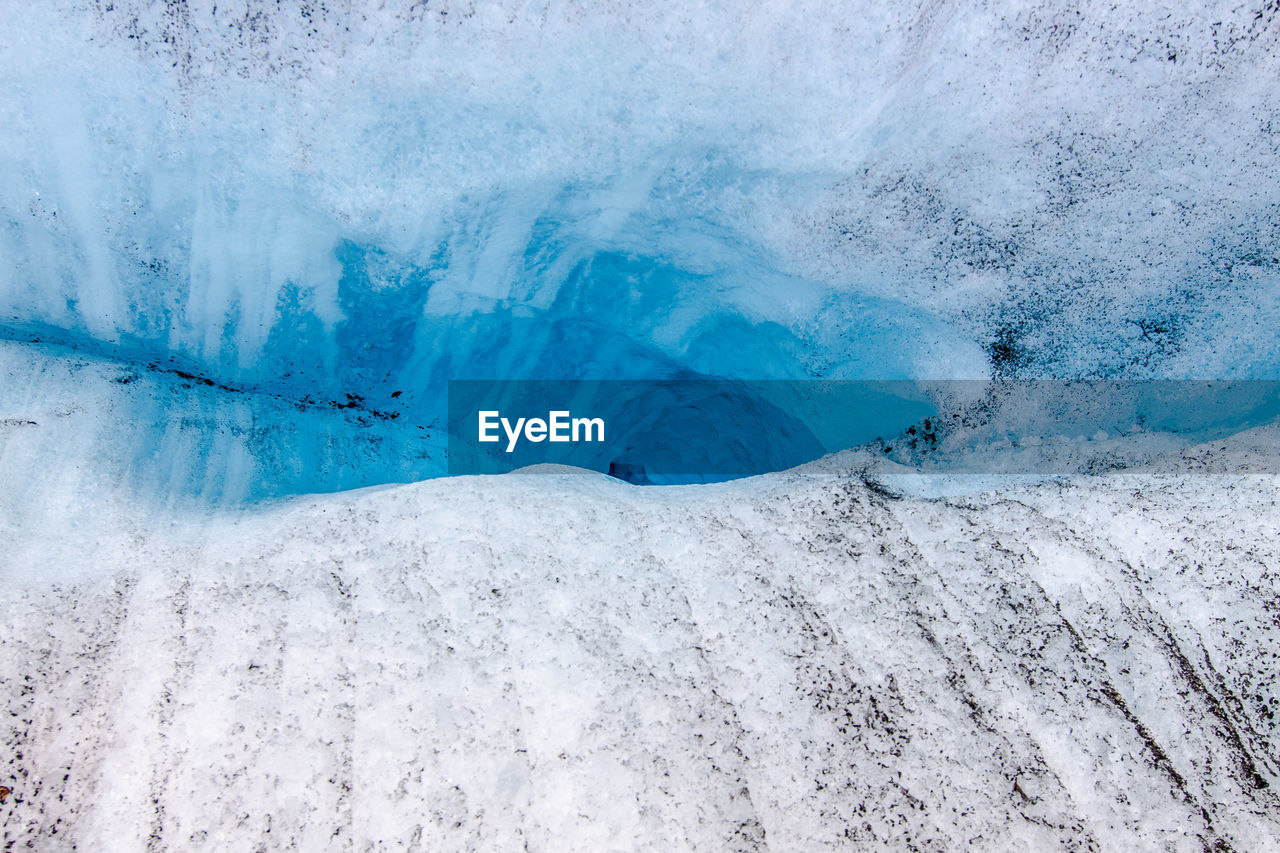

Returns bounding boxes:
[3,430,1278,850]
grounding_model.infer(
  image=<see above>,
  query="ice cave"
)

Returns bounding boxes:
[2,1,1279,850]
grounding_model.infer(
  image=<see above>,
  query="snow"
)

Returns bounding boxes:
[3,426,1279,849]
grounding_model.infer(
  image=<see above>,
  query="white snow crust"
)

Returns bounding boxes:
[3,427,1278,850]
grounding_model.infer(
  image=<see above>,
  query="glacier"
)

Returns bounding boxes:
[3,0,1279,496]
[1,0,1279,849]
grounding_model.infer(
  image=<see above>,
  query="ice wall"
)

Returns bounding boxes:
[4,1,1278,383]
[1,0,1278,496]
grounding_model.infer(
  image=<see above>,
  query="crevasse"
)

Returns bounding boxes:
[1,0,1277,500]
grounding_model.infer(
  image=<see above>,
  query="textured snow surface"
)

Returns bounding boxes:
[3,439,1279,850]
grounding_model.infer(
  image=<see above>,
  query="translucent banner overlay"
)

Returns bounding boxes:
[447,380,1280,483]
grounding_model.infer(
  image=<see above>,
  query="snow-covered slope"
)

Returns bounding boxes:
[3,437,1278,850]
